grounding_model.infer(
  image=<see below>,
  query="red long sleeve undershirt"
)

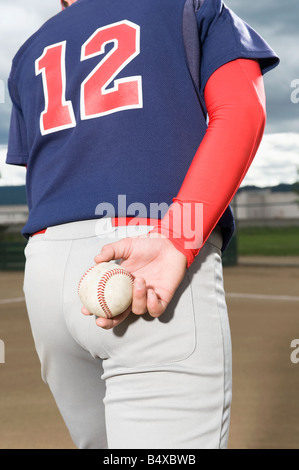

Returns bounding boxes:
[149,58,267,267]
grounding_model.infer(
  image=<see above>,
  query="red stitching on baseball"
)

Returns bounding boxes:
[97,268,134,318]
[78,264,97,294]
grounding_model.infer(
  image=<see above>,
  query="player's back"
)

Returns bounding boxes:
[8,0,207,237]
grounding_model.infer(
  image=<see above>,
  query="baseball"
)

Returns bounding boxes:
[78,261,134,318]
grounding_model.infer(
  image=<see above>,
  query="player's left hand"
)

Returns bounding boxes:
[81,234,187,329]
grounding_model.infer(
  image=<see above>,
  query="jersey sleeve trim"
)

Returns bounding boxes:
[6,152,28,166]
[196,0,280,93]
[201,50,279,94]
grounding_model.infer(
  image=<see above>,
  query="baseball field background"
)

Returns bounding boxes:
[0,226,299,449]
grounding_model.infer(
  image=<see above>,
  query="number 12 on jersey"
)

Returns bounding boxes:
[35,20,143,135]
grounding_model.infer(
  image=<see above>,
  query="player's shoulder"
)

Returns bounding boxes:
[10,10,63,72]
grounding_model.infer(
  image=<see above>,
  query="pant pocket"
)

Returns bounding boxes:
[88,271,197,368]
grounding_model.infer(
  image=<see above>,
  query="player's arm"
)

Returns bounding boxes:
[149,58,266,266]
[88,58,266,329]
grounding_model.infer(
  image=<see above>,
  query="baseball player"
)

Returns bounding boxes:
[6,0,279,449]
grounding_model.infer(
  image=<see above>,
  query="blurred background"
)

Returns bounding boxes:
[0,0,299,449]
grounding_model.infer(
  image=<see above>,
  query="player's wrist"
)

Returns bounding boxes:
[149,199,204,267]
[146,227,191,267]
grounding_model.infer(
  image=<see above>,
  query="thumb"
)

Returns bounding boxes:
[95,238,132,264]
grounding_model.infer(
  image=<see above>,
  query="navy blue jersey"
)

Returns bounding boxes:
[6,0,279,247]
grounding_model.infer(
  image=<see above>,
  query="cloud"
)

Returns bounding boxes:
[225,0,299,134]
[241,133,299,188]
[0,145,26,186]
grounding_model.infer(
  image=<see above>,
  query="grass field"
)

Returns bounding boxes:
[236,226,299,256]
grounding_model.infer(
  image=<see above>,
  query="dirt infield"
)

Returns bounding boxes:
[224,262,299,449]
[0,261,298,449]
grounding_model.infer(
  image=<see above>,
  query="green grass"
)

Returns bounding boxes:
[0,231,26,243]
[0,226,299,257]
[236,226,299,256]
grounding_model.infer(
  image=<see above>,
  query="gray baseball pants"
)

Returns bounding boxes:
[23,219,232,449]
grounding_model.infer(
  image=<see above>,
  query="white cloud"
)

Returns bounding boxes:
[0,145,26,186]
[241,133,299,188]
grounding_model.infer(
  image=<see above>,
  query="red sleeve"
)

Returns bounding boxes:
[149,58,266,267]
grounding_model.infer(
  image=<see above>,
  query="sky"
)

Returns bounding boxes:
[0,0,298,188]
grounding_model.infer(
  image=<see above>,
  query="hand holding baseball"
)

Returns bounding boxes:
[81,234,187,329]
